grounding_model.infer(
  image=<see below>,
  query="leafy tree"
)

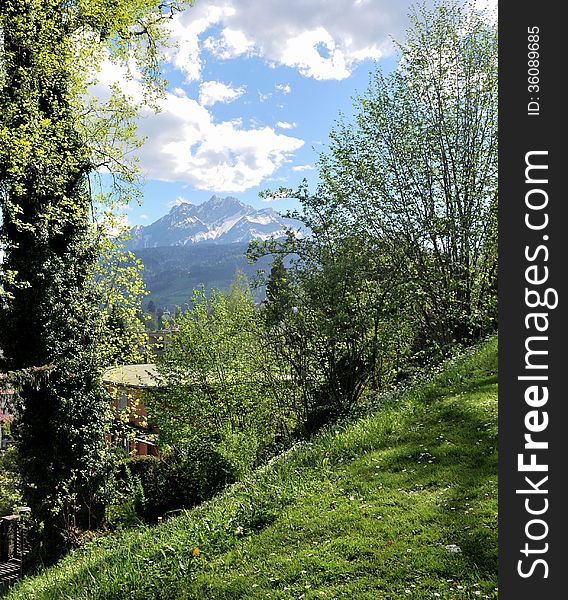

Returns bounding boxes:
[250,186,416,435]
[150,274,281,496]
[319,1,497,348]
[249,0,498,430]
[263,254,294,327]
[0,0,190,558]
[95,237,149,366]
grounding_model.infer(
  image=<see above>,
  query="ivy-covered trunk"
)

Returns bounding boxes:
[0,1,110,559]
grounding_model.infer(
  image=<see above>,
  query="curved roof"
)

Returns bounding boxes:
[102,364,162,388]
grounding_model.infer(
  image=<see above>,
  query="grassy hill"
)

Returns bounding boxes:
[8,337,498,600]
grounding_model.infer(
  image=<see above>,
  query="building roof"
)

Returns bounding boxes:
[102,364,162,389]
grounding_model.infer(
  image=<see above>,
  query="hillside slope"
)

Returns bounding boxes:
[8,338,498,600]
[133,243,274,309]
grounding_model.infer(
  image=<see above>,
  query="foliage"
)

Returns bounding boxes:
[105,458,147,530]
[0,0,191,559]
[250,186,418,435]
[121,450,234,523]
[149,274,283,498]
[0,447,23,516]
[318,1,498,347]
[94,238,148,366]
[247,2,497,437]
[5,336,498,600]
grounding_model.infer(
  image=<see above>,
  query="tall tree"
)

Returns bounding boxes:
[319,1,497,348]
[0,0,190,558]
[249,186,415,433]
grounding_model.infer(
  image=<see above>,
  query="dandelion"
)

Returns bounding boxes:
[191,546,201,557]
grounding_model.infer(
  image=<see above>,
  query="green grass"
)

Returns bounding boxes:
[8,337,498,600]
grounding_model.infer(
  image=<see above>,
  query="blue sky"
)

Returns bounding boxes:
[94,0,496,228]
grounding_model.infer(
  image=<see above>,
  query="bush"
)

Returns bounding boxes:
[0,447,22,516]
[148,277,286,497]
[120,444,237,523]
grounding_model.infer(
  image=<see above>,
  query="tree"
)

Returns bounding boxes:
[319,1,497,349]
[250,186,416,434]
[0,0,190,558]
[149,275,280,498]
[263,254,294,327]
[95,237,149,366]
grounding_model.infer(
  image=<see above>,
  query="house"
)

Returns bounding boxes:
[1,359,164,456]
[102,364,163,457]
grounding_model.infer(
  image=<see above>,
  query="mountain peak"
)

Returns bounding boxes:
[202,194,246,210]
[168,201,194,213]
[124,195,305,250]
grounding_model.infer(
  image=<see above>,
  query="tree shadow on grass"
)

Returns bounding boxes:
[370,381,498,578]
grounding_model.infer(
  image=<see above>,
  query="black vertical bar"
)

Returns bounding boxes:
[499,1,566,597]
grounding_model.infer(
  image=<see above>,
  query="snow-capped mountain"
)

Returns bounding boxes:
[125,195,303,249]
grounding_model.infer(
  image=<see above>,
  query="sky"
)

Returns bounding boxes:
[95,0,497,228]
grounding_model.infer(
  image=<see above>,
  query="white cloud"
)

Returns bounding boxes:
[283,28,353,80]
[292,164,315,172]
[275,83,291,94]
[199,81,245,106]
[90,1,497,194]
[204,27,255,59]
[164,4,237,82]
[135,90,304,192]
[276,121,297,130]
[165,0,431,81]
[92,60,304,193]
[90,56,145,104]
[165,0,497,82]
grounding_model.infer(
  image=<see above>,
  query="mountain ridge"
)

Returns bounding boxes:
[124,195,303,250]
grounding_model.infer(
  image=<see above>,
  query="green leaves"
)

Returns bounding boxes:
[150,275,278,485]
[0,0,192,558]
[318,1,497,347]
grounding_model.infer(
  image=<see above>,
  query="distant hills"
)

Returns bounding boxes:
[134,243,273,309]
[123,195,303,309]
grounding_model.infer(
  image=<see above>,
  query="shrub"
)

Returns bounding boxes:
[0,447,22,516]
